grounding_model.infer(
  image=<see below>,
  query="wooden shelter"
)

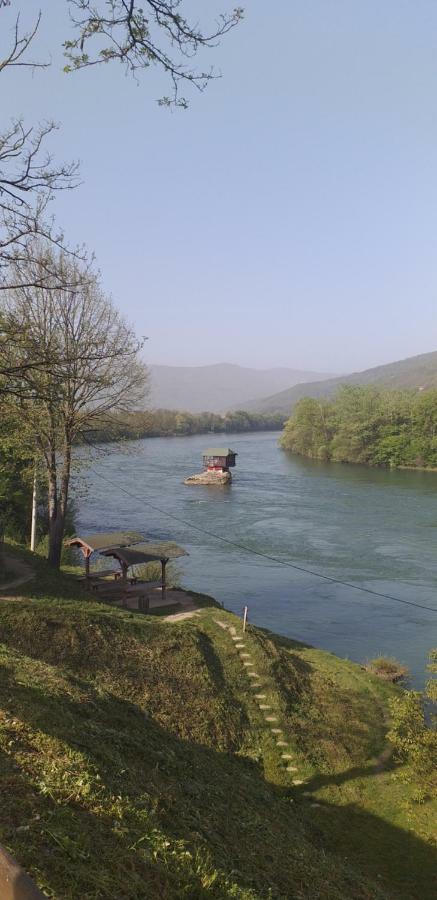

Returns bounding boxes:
[65,531,144,578]
[101,541,188,601]
[202,448,237,473]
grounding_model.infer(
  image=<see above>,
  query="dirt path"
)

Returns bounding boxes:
[163,592,203,622]
[0,553,35,598]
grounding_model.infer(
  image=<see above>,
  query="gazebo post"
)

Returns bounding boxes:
[161,558,168,602]
[122,561,128,582]
[85,550,91,579]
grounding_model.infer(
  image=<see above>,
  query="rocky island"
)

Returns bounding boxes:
[184,446,237,486]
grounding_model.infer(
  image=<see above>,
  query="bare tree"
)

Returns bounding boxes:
[0,9,80,283]
[0,243,148,567]
[64,0,244,107]
[0,0,242,278]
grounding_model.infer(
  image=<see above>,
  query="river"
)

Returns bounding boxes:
[74,431,437,688]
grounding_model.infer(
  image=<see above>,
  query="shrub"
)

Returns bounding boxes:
[387,650,437,801]
[366,656,409,682]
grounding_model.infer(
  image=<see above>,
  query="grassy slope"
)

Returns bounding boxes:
[0,548,436,900]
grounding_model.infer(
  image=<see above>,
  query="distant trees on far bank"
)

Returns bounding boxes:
[85,409,286,443]
[280,385,437,469]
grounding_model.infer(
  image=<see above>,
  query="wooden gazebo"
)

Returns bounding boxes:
[101,542,188,601]
[66,531,144,579]
[65,532,188,603]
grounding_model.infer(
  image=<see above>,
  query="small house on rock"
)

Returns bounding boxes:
[184,447,237,486]
[202,448,237,473]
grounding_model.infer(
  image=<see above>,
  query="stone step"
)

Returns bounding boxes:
[281,754,293,760]
[235,643,245,649]
[247,671,259,678]
[240,652,251,658]
[258,704,271,710]
[271,728,282,734]
[243,661,254,667]
[265,715,278,722]
[286,765,298,773]
[254,694,266,699]
[276,740,288,747]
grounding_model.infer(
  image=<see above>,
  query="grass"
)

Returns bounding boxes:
[0,545,436,899]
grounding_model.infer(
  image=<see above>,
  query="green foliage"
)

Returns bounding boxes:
[0,400,33,542]
[281,385,437,469]
[131,560,180,587]
[387,650,437,801]
[426,649,437,702]
[83,408,286,443]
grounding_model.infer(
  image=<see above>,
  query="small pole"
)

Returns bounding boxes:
[243,605,248,633]
[30,465,37,552]
[161,558,167,602]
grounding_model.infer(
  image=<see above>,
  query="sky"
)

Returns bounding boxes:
[2,1,437,373]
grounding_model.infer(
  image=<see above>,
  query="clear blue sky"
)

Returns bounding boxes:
[3,1,437,372]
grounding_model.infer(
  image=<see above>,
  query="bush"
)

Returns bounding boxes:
[387,650,437,801]
[132,560,180,586]
[366,656,409,682]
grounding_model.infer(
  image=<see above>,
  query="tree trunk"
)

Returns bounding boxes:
[47,510,65,569]
[47,436,72,570]
[47,452,63,569]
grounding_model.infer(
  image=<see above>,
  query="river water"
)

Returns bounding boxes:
[74,431,437,688]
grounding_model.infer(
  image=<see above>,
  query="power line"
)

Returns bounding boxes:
[88,465,437,615]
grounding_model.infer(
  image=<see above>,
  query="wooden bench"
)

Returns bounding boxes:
[121,581,162,611]
[86,569,120,590]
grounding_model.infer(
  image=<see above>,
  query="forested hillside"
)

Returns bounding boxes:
[281,385,437,468]
[247,350,437,413]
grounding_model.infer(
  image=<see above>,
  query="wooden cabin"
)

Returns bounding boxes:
[202,447,237,473]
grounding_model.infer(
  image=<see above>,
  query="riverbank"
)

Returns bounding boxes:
[0,546,436,898]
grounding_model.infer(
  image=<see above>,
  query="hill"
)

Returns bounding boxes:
[243,350,437,413]
[149,363,333,413]
[0,548,436,899]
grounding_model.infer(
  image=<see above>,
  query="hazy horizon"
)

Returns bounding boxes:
[3,2,437,371]
[147,347,436,376]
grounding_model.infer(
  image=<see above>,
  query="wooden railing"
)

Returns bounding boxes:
[0,844,47,900]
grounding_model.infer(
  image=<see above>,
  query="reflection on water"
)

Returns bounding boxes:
[73,431,437,688]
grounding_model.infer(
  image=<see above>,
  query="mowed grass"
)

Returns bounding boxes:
[0,546,436,899]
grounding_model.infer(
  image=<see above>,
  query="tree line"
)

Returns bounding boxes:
[280,385,437,468]
[87,409,285,442]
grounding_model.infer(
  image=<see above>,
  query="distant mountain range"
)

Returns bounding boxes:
[149,363,333,413]
[242,350,437,414]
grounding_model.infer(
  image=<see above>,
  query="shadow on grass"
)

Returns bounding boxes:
[1,658,436,900]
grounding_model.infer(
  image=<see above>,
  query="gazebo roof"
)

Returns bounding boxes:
[101,541,188,566]
[66,531,144,554]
